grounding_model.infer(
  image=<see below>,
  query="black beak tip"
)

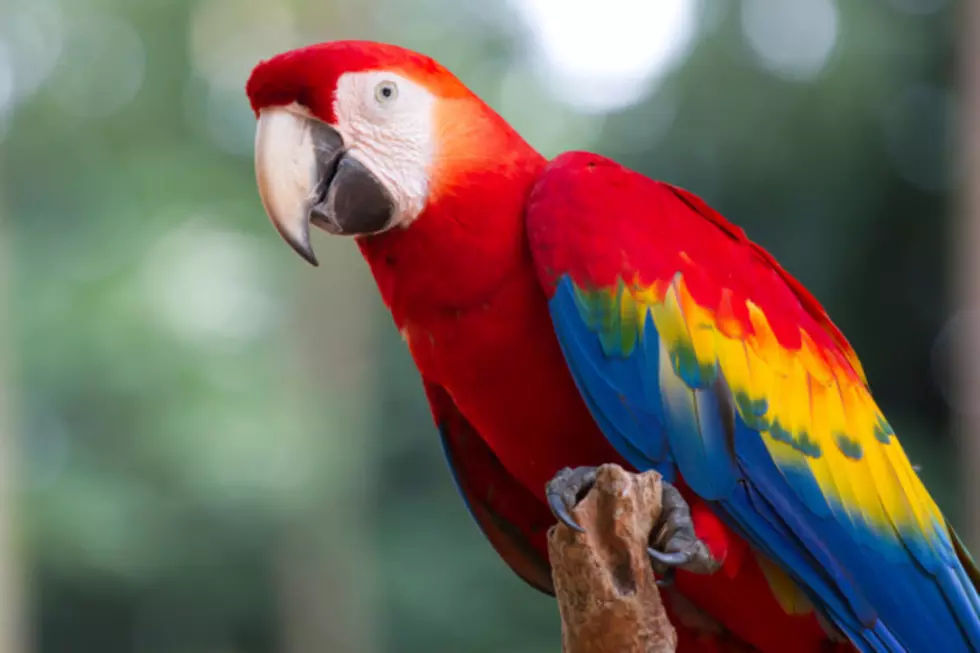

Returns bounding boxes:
[276,225,319,267]
[293,241,319,267]
[299,249,319,267]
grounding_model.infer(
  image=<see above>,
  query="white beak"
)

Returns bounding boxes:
[254,107,321,265]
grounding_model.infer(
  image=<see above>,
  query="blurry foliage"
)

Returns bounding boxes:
[0,0,960,651]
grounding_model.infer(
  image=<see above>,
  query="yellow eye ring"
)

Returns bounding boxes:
[374,81,398,104]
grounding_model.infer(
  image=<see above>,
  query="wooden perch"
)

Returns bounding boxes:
[548,463,677,653]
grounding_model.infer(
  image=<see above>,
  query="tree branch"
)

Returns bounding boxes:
[548,464,677,653]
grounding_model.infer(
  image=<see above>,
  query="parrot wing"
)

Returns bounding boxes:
[423,381,555,595]
[526,151,980,653]
[427,382,765,652]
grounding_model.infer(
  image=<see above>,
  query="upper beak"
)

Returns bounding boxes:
[253,107,395,266]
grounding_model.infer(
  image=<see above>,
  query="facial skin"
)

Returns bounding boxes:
[253,70,440,265]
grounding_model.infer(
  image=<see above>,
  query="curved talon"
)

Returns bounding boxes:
[648,547,693,568]
[548,490,585,533]
[545,466,597,533]
[650,548,679,587]
[647,479,722,581]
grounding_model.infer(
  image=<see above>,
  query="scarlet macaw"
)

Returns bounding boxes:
[245,41,980,653]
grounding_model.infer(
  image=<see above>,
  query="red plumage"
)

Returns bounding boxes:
[527,151,866,384]
[247,41,468,122]
[247,43,858,652]
[355,157,845,651]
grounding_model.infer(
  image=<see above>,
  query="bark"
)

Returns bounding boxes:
[548,464,677,653]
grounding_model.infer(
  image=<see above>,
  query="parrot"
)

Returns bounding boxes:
[245,40,980,653]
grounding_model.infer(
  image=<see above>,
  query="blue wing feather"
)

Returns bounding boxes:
[552,283,672,475]
[545,274,980,652]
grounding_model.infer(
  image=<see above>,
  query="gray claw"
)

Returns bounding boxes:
[647,548,693,568]
[647,480,721,580]
[547,489,584,533]
[545,466,597,533]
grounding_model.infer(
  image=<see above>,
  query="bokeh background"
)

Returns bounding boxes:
[0,0,975,651]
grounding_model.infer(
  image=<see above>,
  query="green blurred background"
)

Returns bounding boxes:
[0,0,971,651]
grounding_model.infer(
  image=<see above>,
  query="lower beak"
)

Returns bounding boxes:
[253,107,395,266]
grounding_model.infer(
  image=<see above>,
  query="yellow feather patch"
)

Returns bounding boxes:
[580,274,948,551]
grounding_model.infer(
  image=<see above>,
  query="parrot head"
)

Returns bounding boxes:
[246,40,536,266]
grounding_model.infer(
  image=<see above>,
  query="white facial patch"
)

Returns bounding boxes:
[333,71,436,229]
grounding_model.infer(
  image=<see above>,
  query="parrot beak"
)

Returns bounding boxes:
[253,107,395,266]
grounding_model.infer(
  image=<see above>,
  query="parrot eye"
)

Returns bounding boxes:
[374,80,399,105]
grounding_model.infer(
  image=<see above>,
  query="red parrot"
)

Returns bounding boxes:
[245,41,980,653]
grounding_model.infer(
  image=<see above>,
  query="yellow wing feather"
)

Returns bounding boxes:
[602,273,949,546]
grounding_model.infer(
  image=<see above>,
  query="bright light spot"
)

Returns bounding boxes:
[190,0,298,92]
[141,219,278,349]
[49,13,145,118]
[513,0,699,113]
[742,0,838,82]
[1,0,64,102]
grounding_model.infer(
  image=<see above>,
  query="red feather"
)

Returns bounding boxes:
[528,151,864,385]
[248,42,855,651]
[246,41,468,122]
[357,146,846,652]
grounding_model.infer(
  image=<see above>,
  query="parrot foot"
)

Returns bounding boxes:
[545,465,597,533]
[546,466,720,587]
[647,481,721,587]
